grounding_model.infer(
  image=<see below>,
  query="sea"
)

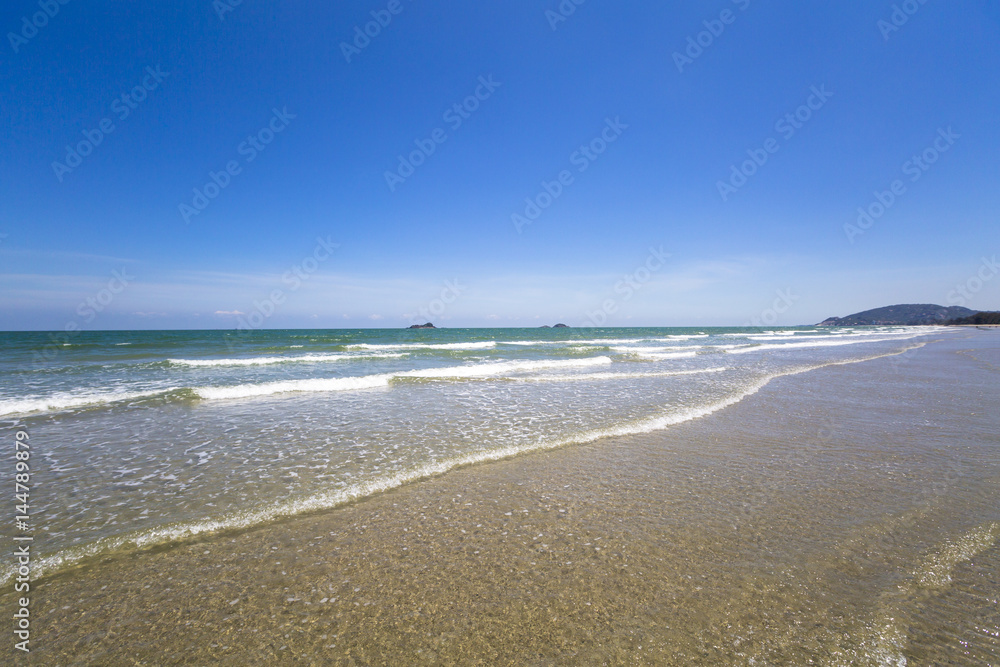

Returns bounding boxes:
[0,325,954,589]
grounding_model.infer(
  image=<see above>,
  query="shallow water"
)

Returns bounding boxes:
[0,326,946,584]
[3,330,998,664]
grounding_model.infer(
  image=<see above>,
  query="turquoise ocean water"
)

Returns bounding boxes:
[0,325,951,584]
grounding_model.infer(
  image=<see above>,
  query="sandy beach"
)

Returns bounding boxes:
[6,330,999,665]
[6,2,998,664]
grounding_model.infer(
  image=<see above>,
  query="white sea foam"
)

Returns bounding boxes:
[0,389,175,417]
[7,371,770,586]
[612,346,699,360]
[168,352,405,367]
[742,333,813,340]
[194,374,394,400]
[8,358,616,415]
[513,367,728,382]
[639,351,700,360]
[499,340,572,346]
[724,335,924,354]
[1,342,934,587]
[398,356,612,379]
[610,346,691,354]
[193,357,614,399]
[547,338,659,345]
[347,341,496,351]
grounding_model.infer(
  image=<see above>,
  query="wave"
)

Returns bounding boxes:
[167,352,406,367]
[499,338,666,346]
[193,357,614,400]
[740,330,931,342]
[566,338,664,345]
[0,388,178,417]
[638,351,700,360]
[398,356,612,379]
[724,335,923,354]
[2,358,616,415]
[346,341,496,351]
[612,346,700,360]
[720,327,938,338]
[511,367,728,382]
[742,333,817,341]
[0,342,932,586]
[193,374,394,400]
[498,340,573,346]
[8,370,770,587]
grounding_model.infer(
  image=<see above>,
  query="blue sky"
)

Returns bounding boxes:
[2,0,998,329]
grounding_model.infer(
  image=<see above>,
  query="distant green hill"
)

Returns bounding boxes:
[817,304,977,326]
[946,311,1000,325]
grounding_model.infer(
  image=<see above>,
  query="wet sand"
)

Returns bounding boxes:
[8,332,1000,665]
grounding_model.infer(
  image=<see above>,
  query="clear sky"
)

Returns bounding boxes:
[2,0,998,330]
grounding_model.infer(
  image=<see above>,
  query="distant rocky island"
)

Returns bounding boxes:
[540,323,570,328]
[817,304,977,326]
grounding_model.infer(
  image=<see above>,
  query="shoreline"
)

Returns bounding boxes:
[8,331,1000,665]
[2,340,934,589]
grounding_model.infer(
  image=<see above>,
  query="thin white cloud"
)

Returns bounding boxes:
[0,247,138,264]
